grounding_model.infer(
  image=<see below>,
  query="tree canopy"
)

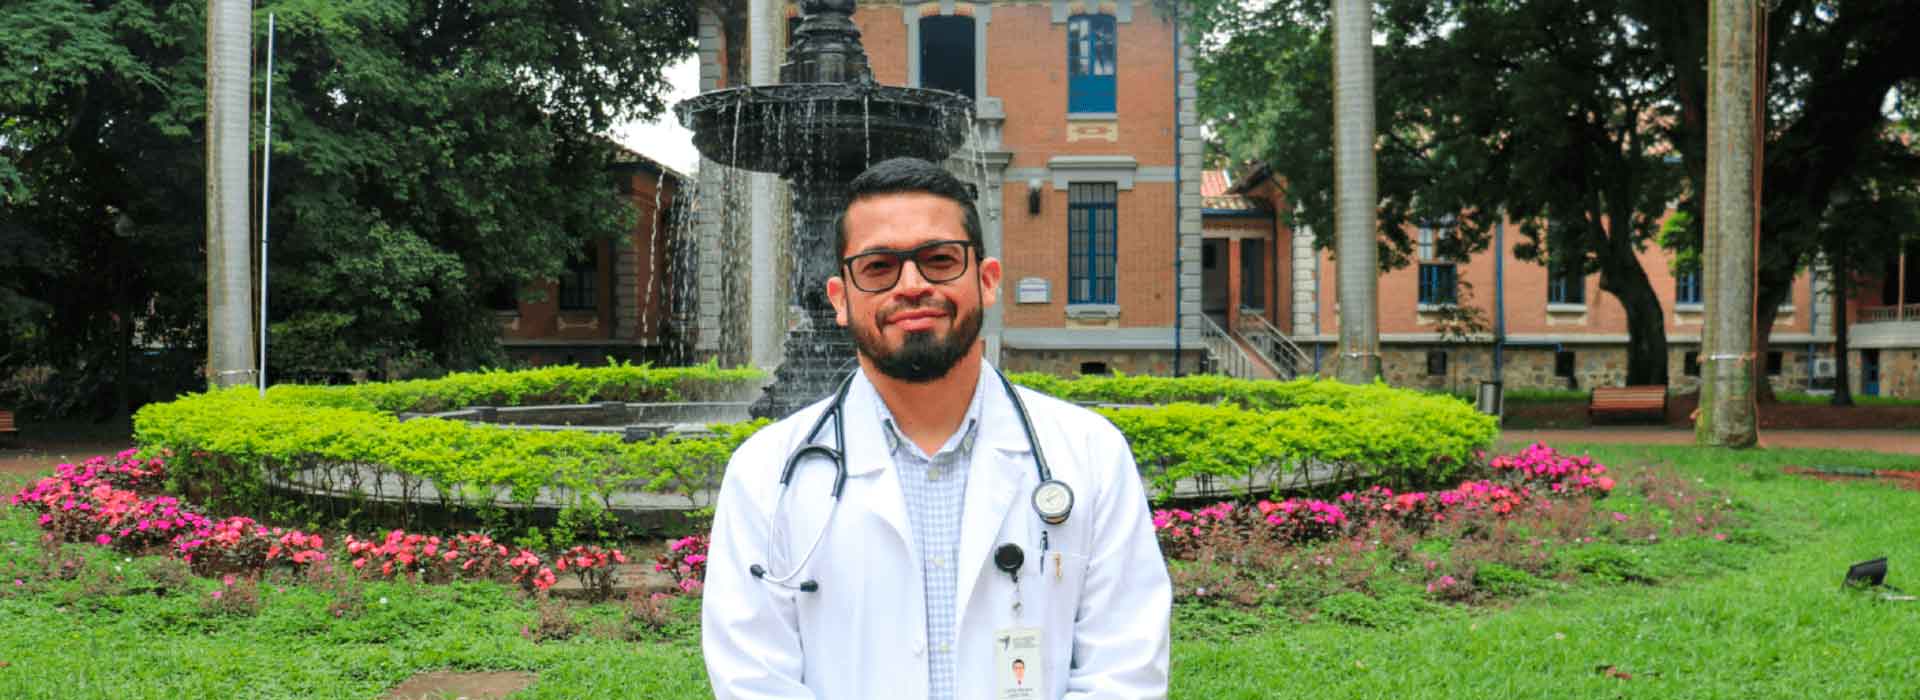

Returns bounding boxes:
[1,0,695,416]
[1194,0,1920,386]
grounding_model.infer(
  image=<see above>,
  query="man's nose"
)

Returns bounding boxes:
[893,258,935,295]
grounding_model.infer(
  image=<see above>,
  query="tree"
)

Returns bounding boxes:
[1699,0,1761,447]
[1195,0,1688,386]
[1,0,695,415]
[1194,1,1920,391]
[1647,1,1920,404]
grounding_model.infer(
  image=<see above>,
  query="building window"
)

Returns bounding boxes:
[1079,361,1111,376]
[1418,264,1457,306]
[1548,260,1585,305]
[487,282,520,312]
[1555,350,1576,379]
[1417,226,1456,306]
[1683,351,1700,377]
[1067,14,1116,113]
[1241,239,1266,310]
[1767,351,1784,376]
[919,15,976,101]
[1426,349,1448,377]
[1675,269,1702,305]
[559,246,597,311]
[1068,182,1118,304]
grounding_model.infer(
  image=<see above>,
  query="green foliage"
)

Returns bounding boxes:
[1471,562,1550,597]
[1553,544,1655,585]
[1016,373,1498,494]
[133,365,767,531]
[0,0,697,415]
[1314,590,1441,630]
[266,360,765,414]
[134,369,1496,521]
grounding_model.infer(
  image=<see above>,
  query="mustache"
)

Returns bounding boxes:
[878,297,956,322]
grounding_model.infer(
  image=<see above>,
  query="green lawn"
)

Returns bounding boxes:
[2,443,1917,698]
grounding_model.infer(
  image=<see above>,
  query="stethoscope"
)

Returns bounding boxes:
[749,367,1073,593]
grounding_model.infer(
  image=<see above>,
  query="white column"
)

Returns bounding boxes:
[749,0,782,372]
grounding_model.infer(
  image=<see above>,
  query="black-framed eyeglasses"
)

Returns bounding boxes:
[840,239,977,293]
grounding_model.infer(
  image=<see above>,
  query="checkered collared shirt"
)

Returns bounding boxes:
[873,370,991,700]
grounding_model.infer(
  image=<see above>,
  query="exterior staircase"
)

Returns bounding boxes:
[1198,312,1312,381]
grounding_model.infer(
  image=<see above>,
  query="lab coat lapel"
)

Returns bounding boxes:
[955,375,1030,620]
[842,373,917,562]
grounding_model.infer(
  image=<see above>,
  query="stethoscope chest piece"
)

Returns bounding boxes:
[1032,479,1074,525]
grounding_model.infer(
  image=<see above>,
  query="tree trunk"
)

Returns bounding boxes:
[1700,0,1761,447]
[1832,262,1853,406]
[1600,259,1670,386]
[1331,0,1379,384]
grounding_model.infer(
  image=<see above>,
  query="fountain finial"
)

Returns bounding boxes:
[782,0,871,84]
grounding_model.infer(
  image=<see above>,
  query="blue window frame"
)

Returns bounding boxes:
[1675,269,1702,304]
[1418,263,1457,305]
[1068,182,1117,304]
[1067,14,1116,113]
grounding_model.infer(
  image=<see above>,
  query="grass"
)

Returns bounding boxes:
[3,444,1919,698]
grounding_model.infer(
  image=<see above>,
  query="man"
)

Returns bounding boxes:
[703,157,1171,699]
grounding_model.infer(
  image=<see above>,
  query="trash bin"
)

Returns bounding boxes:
[1475,381,1504,417]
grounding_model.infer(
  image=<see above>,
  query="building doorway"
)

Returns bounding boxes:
[1862,349,1881,396]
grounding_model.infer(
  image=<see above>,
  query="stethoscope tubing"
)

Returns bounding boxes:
[754,366,1056,592]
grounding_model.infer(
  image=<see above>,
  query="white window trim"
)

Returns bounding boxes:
[904,2,991,104]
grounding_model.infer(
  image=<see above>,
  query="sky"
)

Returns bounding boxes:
[611,56,703,175]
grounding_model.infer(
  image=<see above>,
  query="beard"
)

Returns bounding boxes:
[851,295,983,383]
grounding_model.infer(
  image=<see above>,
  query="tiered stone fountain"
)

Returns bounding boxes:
[675,0,973,419]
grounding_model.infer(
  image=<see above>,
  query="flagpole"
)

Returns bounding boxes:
[258,12,275,395]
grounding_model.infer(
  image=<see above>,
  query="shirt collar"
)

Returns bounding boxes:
[869,364,992,460]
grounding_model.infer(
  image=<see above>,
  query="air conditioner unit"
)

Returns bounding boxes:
[1813,357,1837,378]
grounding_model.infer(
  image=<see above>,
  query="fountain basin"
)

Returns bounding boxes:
[675,82,972,179]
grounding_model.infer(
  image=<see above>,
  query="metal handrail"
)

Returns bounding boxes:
[1234,312,1311,379]
[1197,314,1256,379]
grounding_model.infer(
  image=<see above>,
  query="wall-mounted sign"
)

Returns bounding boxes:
[1017,277,1050,304]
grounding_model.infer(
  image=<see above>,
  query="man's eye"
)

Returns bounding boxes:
[923,253,960,269]
[859,259,897,275]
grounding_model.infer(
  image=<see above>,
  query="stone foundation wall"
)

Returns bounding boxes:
[1001,349,1206,378]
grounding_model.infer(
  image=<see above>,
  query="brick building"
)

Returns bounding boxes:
[690,0,1208,376]
[1223,166,1920,399]
[686,0,1915,397]
[494,149,688,366]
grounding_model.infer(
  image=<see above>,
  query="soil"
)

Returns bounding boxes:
[1783,466,1920,493]
[384,671,538,700]
[0,439,132,477]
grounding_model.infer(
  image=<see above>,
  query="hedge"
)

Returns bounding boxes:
[133,367,1497,532]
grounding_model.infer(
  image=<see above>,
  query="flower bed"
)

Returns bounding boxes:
[1155,444,1738,610]
[7,451,639,598]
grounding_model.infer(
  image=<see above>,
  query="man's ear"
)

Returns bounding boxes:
[825,275,850,327]
[978,256,1003,309]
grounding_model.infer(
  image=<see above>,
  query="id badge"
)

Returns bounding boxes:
[994,626,1044,699]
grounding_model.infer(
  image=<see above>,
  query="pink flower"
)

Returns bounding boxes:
[210,590,223,600]
[1612,512,1628,523]
[95,534,112,546]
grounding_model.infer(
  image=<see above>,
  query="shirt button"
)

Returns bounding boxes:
[928,469,942,480]
[939,642,951,653]
[931,556,944,568]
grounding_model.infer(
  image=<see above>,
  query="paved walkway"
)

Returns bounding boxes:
[1502,428,1920,456]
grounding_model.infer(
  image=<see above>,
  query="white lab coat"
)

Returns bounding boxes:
[702,365,1172,699]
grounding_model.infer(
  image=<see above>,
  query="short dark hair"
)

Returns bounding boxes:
[833,157,985,259]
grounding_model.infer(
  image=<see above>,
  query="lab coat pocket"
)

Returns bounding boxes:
[1036,550,1089,688]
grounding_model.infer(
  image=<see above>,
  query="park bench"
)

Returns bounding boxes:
[0,408,16,443]
[1589,386,1668,424]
